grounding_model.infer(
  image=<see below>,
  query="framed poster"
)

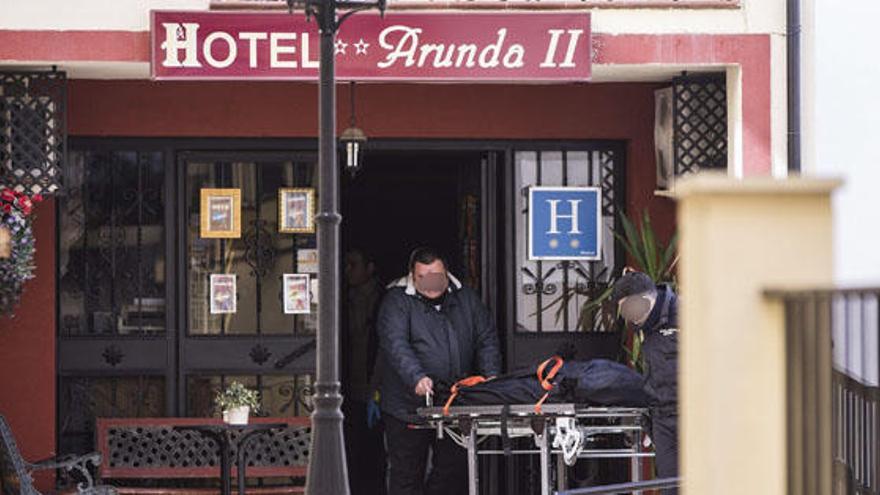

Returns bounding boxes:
[528,186,602,261]
[200,188,241,238]
[209,274,237,314]
[279,188,315,234]
[283,273,311,314]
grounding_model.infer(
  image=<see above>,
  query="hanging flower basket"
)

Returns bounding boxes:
[0,187,41,317]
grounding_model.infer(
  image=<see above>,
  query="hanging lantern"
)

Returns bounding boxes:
[340,126,367,177]
[340,82,367,177]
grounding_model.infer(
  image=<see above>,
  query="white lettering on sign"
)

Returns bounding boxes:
[377,25,526,70]
[302,33,319,69]
[204,31,237,68]
[239,32,267,68]
[546,199,582,235]
[159,22,321,70]
[153,15,589,79]
[270,32,298,68]
[540,29,584,68]
[161,22,200,68]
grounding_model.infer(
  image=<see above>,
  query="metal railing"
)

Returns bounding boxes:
[770,289,880,495]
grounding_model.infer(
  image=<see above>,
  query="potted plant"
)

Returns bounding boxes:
[215,381,261,425]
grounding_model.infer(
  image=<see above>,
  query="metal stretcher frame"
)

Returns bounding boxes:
[415,404,654,495]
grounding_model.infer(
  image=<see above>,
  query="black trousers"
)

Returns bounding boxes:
[651,411,679,495]
[343,399,387,495]
[385,414,468,495]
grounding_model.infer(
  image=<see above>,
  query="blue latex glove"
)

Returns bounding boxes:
[366,398,381,429]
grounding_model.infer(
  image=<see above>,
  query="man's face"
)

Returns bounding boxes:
[618,293,654,325]
[344,251,373,287]
[412,259,448,299]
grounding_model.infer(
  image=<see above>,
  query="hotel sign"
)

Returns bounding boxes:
[528,187,602,261]
[151,11,591,81]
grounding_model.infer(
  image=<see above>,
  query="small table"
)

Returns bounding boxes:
[175,422,288,495]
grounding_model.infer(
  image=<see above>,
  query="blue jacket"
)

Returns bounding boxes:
[637,284,679,411]
[377,274,502,420]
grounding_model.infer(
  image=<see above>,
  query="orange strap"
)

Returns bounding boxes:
[534,355,564,413]
[442,376,487,416]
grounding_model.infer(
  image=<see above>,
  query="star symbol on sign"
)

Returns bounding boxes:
[354,38,370,55]
[335,39,348,55]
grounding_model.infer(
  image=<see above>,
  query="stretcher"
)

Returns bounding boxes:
[415,403,653,495]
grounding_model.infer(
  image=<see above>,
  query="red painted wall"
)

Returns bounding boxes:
[66,79,676,241]
[0,198,56,490]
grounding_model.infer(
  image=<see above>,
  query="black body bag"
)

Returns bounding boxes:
[440,356,657,415]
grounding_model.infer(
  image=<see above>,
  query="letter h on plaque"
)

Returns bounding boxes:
[527,186,601,261]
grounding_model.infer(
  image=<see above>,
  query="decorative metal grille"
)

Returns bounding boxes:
[105,424,311,469]
[673,73,727,175]
[59,150,167,336]
[186,375,315,419]
[58,376,167,456]
[0,71,66,194]
[515,147,625,333]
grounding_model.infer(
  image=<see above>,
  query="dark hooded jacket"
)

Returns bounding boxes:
[377,273,501,420]
[637,284,679,411]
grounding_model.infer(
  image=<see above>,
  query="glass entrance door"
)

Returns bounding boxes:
[57,147,320,455]
[179,152,318,417]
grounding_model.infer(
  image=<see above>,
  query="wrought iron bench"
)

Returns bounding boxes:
[95,418,310,495]
[0,414,115,495]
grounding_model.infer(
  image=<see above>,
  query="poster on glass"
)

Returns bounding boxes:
[210,274,237,314]
[283,273,311,314]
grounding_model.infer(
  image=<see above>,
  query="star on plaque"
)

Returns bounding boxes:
[354,38,370,55]
[334,39,348,55]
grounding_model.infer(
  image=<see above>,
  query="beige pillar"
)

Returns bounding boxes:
[675,174,840,495]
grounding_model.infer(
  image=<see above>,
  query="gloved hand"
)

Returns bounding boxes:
[366,392,381,429]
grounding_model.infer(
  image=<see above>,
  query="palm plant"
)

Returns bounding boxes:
[613,210,678,369]
[615,210,678,286]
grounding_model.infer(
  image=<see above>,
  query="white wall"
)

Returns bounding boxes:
[805,0,880,285]
[1,0,785,33]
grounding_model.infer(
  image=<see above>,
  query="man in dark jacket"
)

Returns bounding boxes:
[611,270,679,494]
[377,247,501,495]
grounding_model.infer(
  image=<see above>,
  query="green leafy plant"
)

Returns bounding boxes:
[614,211,678,286]
[613,210,678,370]
[214,381,261,414]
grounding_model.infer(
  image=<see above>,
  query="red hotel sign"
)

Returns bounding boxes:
[150,11,591,82]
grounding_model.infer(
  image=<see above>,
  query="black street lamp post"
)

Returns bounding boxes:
[285,0,385,493]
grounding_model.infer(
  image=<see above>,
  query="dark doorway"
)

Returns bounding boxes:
[339,149,486,495]
[342,150,484,286]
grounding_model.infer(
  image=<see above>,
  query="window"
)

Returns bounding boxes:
[184,157,318,336]
[59,150,167,336]
[57,143,319,456]
[514,146,624,333]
